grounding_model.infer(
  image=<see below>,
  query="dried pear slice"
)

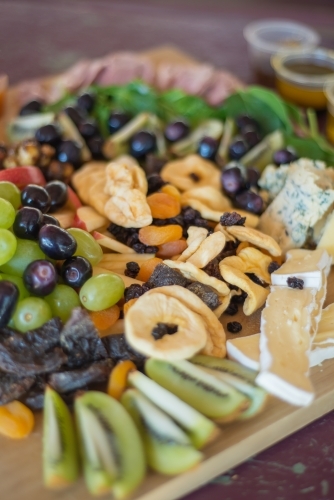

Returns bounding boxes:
[75,391,146,498]
[43,387,79,489]
[190,355,268,419]
[145,359,249,423]
[121,389,202,475]
[128,370,219,449]
[125,292,208,360]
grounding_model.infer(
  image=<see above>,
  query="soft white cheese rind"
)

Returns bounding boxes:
[257,286,317,406]
[255,372,314,406]
[226,335,260,371]
[271,249,332,289]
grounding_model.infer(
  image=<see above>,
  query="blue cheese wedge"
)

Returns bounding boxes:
[259,161,334,253]
[256,286,317,406]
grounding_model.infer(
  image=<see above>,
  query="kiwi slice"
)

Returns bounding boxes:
[191,355,269,419]
[43,386,79,489]
[103,112,150,159]
[128,370,218,449]
[240,130,284,171]
[121,389,202,475]
[145,359,249,423]
[171,119,224,156]
[75,391,146,498]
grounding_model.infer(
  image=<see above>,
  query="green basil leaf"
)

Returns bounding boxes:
[245,86,293,132]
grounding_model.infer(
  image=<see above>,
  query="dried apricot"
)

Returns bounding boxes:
[138,225,183,246]
[147,192,181,219]
[90,305,120,331]
[156,239,188,259]
[137,257,163,282]
[0,401,34,439]
[107,360,137,400]
[123,298,138,315]
[160,184,181,201]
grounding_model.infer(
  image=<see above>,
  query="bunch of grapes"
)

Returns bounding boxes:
[0,181,124,332]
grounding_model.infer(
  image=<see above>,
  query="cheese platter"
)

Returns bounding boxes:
[1,46,334,500]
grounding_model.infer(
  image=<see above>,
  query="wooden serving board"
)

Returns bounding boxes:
[1,47,334,500]
[1,271,334,500]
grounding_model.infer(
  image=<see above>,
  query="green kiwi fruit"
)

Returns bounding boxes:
[121,389,202,475]
[43,386,79,489]
[128,370,218,448]
[75,391,146,498]
[190,355,268,419]
[145,358,249,422]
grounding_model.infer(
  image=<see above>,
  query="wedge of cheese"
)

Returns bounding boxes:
[256,286,317,406]
[271,248,331,340]
[271,248,331,289]
[259,161,334,253]
[227,303,334,370]
[318,211,334,259]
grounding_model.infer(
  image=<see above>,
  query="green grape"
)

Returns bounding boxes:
[67,228,103,266]
[13,297,52,333]
[0,238,46,276]
[79,273,124,311]
[0,229,17,267]
[45,284,80,323]
[0,198,16,229]
[0,181,21,210]
[0,273,30,301]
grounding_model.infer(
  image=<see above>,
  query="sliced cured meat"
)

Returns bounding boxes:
[60,307,108,368]
[96,52,154,86]
[0,372,35,405]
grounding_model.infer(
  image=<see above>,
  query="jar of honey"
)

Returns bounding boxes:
[271,49,334,109]
[325,82,334,144]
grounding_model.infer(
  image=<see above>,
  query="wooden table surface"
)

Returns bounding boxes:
[1,1,334,499]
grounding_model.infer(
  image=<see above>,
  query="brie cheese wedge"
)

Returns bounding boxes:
[256,286,317,406]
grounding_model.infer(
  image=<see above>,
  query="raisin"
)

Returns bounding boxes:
[147,174,167,195]
[189,172,200,182]
[246,273,266,287]
[124,284,148,303]
[268,261,281,274]
[224,303,239,316]
[231,291,248,304]
[287,277,304,290]
[151,323,178,340]
[124,261,140,279]
[227,321,242,333]
[220,212,246,226]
